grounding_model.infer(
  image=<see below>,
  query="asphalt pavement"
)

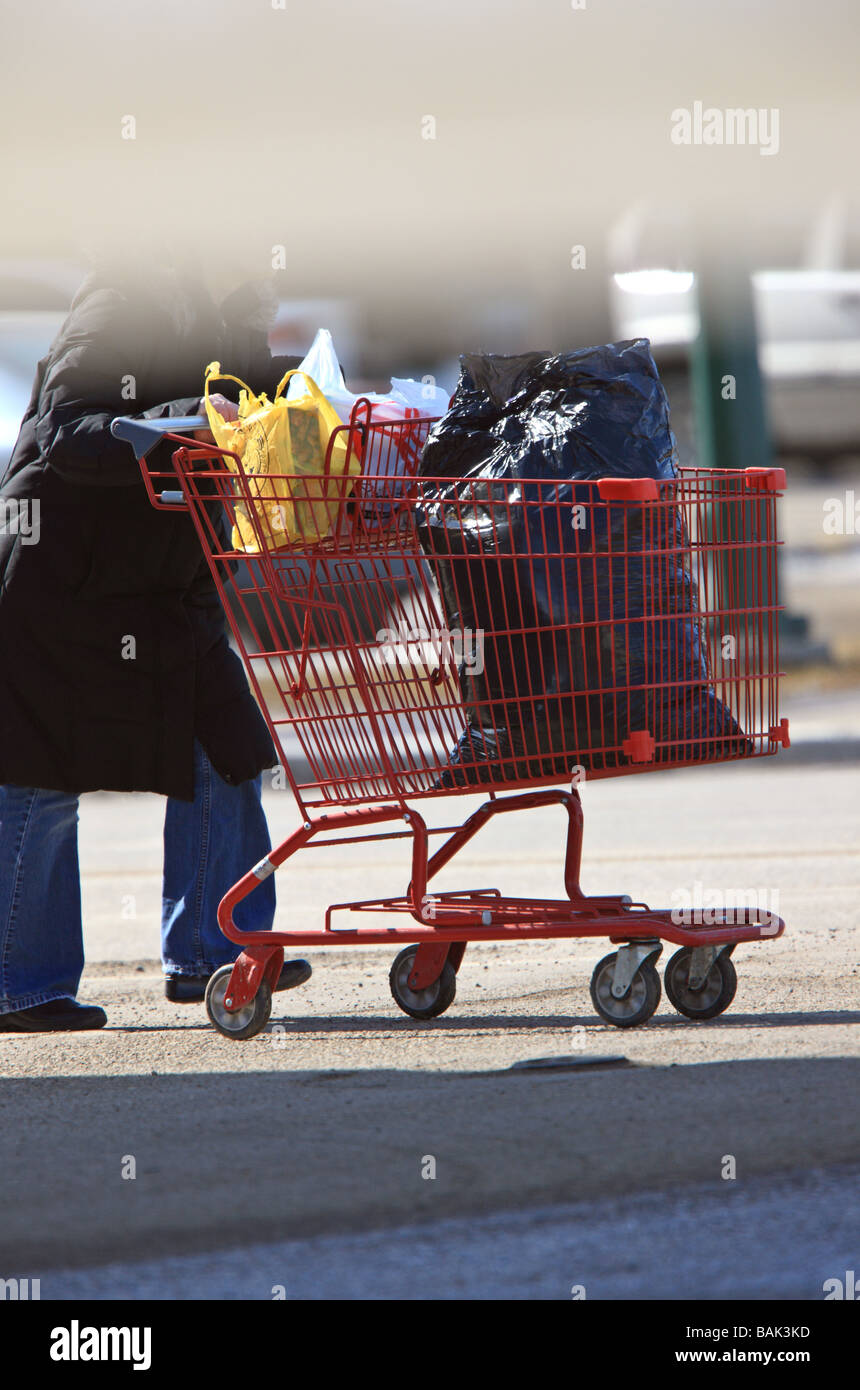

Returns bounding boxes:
[0,754,857,1298]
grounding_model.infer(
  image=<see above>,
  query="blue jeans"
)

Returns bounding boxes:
[0,742,275,1013]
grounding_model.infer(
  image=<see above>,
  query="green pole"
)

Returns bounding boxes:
[690,264,818,659]
[690,266,771,471]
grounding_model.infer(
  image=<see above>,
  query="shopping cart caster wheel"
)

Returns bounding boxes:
[664,947,737,1021]
[389,946,457,1020]
[589,951,661,1028]
[205,965,273,1040]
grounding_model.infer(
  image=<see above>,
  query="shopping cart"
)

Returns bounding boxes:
[113,403,789,1038]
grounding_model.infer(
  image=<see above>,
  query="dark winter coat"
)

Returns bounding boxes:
[0,268,301,799]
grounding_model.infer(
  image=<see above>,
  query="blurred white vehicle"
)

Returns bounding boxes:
[0,261,82,471]
[611,267,860,462]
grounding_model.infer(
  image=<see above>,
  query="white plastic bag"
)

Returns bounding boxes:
[285,328,390,416]
[286,330,449,499]
[389,376,450,415]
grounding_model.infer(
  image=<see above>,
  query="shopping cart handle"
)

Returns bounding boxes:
[111,415,207,460]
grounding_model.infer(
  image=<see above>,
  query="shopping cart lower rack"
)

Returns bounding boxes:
[114,405,789,1038]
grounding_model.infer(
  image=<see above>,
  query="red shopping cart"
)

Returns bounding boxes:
[113,404,789,1038]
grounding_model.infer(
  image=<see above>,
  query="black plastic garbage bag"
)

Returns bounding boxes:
[417,340,747,786]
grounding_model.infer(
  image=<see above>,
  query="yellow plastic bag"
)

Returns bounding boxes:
[203,362,361,552]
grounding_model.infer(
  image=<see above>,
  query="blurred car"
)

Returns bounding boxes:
[0,260,82,471]
[611,268,860,463]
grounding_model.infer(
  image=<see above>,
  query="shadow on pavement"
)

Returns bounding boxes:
[0,1056,858,1275]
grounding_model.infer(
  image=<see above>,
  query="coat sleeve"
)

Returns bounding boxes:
[35,287,202,488]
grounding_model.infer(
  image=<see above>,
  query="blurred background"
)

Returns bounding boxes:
[1,0,858,702]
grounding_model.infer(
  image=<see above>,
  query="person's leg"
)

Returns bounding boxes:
[161,740,276,977]
[0,785,84,1011]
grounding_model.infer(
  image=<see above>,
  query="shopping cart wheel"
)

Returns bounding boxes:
[205,965,273,1040]
[389,946,457,1021]
[589,951,661,1028]
[664,947,738,1021]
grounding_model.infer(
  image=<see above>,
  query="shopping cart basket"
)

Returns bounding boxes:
[113,402,789,1037]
